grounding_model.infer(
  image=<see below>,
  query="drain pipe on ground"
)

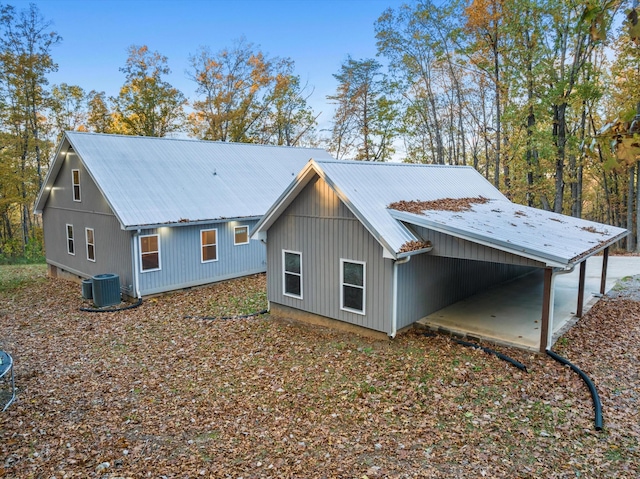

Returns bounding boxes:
[390,255,411,339]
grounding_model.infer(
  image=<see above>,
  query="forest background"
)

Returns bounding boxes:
[0,0,639,263]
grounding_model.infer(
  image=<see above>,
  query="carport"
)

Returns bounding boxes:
[417,255,640,351]
[390,201,629,352]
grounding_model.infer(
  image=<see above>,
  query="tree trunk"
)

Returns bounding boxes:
[628,166,635,251]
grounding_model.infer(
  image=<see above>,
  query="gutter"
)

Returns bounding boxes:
[390,255,411,339]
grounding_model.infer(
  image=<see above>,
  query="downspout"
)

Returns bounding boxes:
[133,229,142,299]
[390,255,411,339]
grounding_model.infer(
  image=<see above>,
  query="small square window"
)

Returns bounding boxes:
[234,225,249,245]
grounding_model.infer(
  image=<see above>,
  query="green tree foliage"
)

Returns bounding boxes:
[188,38,317,145]
[327,56,398,160]
[0,2,59,257]
[49,83,88,141]
[111,45,186,137]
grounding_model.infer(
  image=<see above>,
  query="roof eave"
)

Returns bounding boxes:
[124,215,263,231]
[389,209,573,268]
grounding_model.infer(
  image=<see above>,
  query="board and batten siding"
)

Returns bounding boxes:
[41,151,133,293]
[267,176,394,333]
[396,253,536,329]
[137,219,264,296]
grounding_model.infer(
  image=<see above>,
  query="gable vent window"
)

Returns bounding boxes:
[72,169,81,202]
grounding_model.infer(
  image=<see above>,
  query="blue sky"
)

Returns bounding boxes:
[11,0,408,132]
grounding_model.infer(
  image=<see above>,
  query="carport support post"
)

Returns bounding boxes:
[600,246,610,295]
[540,268,556,352]
[577,261,586,318]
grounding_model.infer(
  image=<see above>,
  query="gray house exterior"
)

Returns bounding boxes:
[252,160,628,351]
[34,132,333,297]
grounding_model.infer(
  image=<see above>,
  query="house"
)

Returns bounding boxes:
[251,159,628,352]
[34,132,334,297]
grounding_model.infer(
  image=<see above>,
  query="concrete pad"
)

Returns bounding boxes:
[417,255,640,351]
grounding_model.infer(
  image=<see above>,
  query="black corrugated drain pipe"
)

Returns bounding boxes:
[546,349,602,431]
[455,339,528,372]
[80,297,143,313]
[184,309,269,321]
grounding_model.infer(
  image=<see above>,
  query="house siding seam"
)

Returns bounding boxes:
[267,176,393,333]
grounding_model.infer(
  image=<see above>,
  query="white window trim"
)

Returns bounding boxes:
[200,228,218,263]
[234,225,250,246]
[72,169,81,202]
[283,249,303,299]
[85,227,95,262]
[139,234,161,272]
[340,259,366,315]
[66,224,75,255]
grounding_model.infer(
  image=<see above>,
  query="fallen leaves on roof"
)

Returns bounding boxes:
[399,240,432,253]
[389,196,489,214]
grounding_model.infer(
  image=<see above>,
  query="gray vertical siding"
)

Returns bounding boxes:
[42,152,134,293]
[396,254,536,329]
[267,176,394,333]
[411,225,545,267]
[137,219,265,295]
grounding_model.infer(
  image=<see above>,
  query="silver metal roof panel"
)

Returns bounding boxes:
[36,132,334,229]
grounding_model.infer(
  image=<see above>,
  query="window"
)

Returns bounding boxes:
[201,229,218,262]
[283,250,302,298]
[234,225,249,245]
[72,169,81,201]
[340,259,365,314]
[66,224,75,255]
[85,228,95,262]
[140,234,160,271]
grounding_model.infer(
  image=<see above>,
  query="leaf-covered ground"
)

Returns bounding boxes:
[0,265,638,478]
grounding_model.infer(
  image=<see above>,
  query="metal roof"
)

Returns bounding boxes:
[253,159,627,266]
[35,132,334,229]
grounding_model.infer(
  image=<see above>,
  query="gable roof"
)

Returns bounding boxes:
[253,159,628,268]
[35,132,334,229]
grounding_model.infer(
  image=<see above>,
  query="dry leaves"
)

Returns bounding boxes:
[0,265,638,478]
[389,196,490,214]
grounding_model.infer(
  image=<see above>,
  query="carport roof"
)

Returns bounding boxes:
[253,159,628,267]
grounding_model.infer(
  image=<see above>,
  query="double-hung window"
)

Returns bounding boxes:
[340,259,365,314]
[85,228,95,262]
[201,229,218,262]
[66,224,75,255]
[283,250,302,298]
[234,225,249,245]
[140,234,160,271]
[72,169,81,202]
